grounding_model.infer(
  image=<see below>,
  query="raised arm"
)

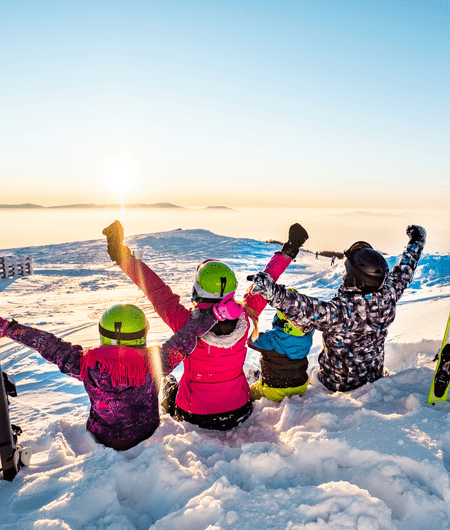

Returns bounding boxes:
[387,225,426,301]
[103,221,190,332]
[0,318,84,379]
[244,223,309,317]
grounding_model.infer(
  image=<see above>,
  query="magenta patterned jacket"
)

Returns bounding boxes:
[4,321,160,450]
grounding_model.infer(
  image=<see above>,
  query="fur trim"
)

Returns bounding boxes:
[200,311,249,348]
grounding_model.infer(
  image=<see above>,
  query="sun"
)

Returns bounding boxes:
[103,159,139,197]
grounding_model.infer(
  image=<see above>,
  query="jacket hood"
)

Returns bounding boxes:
[251,327,313,360]
[80,345,149,387]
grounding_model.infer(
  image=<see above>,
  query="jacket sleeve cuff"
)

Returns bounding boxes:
[0,318,10,338]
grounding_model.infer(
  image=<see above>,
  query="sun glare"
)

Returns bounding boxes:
[103,160,139,197]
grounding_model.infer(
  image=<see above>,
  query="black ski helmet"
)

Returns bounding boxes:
[343,241,389,293]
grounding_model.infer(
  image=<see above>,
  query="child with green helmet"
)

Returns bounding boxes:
[0,296,242,449]
[103,220,308,431]
[248,288,314,402]
[0,303,158,450]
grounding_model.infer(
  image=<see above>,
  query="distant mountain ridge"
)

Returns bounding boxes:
[0,202,183,209]
[0,203,235,210]
[0,203,237,212]
[0,203,45,209]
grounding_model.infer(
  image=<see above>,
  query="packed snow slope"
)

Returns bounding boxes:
[1,229,450,530]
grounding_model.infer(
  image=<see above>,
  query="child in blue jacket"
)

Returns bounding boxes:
[249,289,314,402]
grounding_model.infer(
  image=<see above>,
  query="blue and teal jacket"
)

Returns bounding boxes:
[249,327,313,389]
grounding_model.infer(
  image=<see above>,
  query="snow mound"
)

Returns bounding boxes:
[1,229,449,530]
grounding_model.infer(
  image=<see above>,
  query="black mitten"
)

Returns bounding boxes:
[406,225,426,244]
[102,220,131,265]
[281,223,309,259]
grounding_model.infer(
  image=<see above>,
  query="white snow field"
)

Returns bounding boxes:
[0,228,449,530]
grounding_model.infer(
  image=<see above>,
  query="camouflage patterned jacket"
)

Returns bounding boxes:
[252,228,426,392]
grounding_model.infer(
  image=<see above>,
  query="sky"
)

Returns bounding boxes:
[1,0,449,209]
[1,229,450,529]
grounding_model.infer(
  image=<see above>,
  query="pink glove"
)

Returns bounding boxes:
[213,293,243,321]
[0,317,10,338]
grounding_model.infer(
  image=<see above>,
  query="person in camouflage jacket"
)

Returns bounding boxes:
[250,225,426,392]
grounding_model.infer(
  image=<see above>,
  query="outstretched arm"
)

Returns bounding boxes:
[250,272,327,330]
[103,220,190,332]
[388,225,426,300]
[159,294,244,374]
[120,254,189,332]
[0,318,84,379]
[244,223,309,317]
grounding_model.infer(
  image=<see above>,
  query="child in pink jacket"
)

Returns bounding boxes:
[103,222,308,431]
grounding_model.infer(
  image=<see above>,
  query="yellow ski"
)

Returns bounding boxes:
[427,313,450,404]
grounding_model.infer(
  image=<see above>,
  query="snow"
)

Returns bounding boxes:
[1,228,449,530]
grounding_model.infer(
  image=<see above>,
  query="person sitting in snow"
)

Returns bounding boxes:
[248,288,314,402]
[102,220,308,431]
[0,297,242,450]
[249,225,426,393]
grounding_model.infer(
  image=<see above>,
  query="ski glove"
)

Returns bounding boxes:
[406,225,426,244]
[102,220,132,265]
[212,293,243,321]
[250,272,277,301]
[0,317,10,338]
[281,223,309,260]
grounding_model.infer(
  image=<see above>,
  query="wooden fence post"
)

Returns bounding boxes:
[0,256,34,281]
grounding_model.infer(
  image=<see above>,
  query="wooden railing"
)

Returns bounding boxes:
[0,256,34,280]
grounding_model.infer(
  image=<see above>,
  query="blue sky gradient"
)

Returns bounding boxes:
[1,0,448,208]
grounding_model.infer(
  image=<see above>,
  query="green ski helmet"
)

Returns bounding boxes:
[272,288,305,337]
[99,304,149,347]
[192,259,238,303]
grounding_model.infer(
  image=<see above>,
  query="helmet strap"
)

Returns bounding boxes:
[115,322,122,344]
[99,323,149,341]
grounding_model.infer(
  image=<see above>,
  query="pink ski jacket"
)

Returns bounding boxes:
[120,252,290,415]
